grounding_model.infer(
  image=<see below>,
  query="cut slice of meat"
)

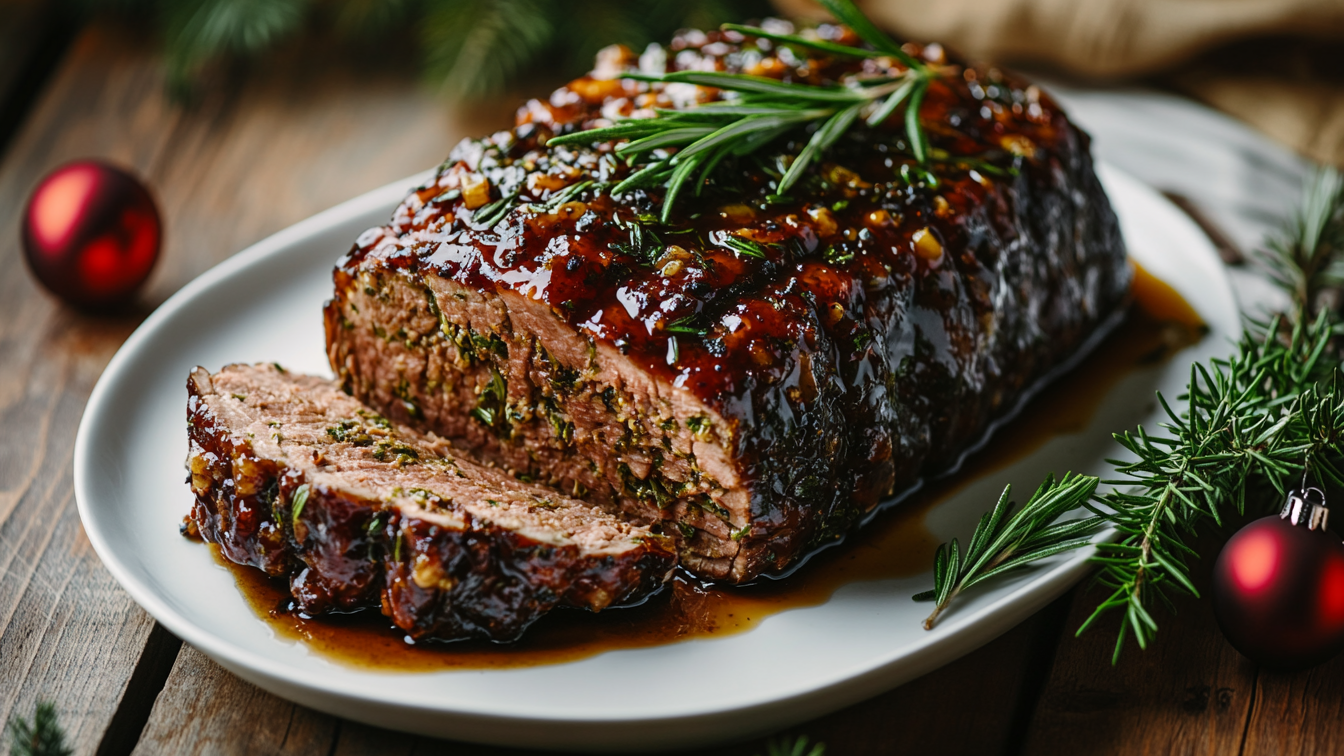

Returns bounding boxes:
[185,363,675,642]
[323,29,1130,584]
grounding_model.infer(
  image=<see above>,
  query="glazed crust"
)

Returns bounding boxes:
[324,24,1130,582]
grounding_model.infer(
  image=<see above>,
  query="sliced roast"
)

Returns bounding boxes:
[185,363,675,642]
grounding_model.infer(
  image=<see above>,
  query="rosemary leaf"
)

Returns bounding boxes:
[290,483,311,527]
[778,102,863,195]
[816,0,925,71]
[865,75,919,127]
[550,0,945,221]
[624,70,860,103]
[763,734,826,756]
[903,78,931,164]
[915,473,1101,630]
[722,23,880,60]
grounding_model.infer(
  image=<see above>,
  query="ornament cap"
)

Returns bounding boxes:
[1280,487,1330,531]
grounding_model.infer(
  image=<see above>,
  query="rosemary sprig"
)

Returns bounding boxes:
[914,474,1101,629]
[547,0,938,223]
[1081,167,1344,661]
[7,701,72,756]
[915,166,1344,661]
[1083,309,1344,661]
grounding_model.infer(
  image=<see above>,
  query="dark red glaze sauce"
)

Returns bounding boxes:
[345,35,1084,401]
[332,22,1130,580]
[226,266,1200,671]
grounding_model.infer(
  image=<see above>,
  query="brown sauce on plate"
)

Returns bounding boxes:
[217,263,1204,671]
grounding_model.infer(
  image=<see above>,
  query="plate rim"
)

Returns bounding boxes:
[73,163,1239,746]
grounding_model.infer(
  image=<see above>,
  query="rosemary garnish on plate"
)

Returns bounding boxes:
[913,474,1101,629]
[547,0,942,223]
[916,166,1344,663]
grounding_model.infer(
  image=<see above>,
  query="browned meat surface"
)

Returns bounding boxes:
[185,363,675,642]
[324,24,1131,584]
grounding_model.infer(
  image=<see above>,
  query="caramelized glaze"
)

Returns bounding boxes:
[326,23,1131,585]
[220,262,1202,671]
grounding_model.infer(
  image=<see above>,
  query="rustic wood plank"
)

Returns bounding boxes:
[1019,530,1259,755]
[131,647,340,756]
[133,594,1066,755]
[0,21,513,753]
[1240,652,1344,755]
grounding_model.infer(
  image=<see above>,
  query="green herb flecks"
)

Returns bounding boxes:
[547,0,940,223]
[372,441,420,467]
[611,214,665,265]
[720,233,769,259]
[914,474,1100,629]
[326,419,373,446]
[290,484,310,529]
[471,368,510,433]
[664,314,710,337]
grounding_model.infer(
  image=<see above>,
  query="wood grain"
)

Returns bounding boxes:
[1020,530,1259,755]
[132,647,339,756]
[1241,653,1344,754]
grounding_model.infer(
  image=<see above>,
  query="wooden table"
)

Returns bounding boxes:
[3,10,1342,755]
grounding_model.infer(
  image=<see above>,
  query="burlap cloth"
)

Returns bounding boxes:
[774,0,1344,167]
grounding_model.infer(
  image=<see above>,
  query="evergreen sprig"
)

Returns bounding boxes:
[916,166,1344,662]
[548,0,941,222]
[6,701,72,756]
[1255,168,1344,318]
[1082,167,1344,661]
[914,474,1101,629]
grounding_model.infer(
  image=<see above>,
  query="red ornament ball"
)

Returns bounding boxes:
[1212,490,1344,670]
[21,160,161,309]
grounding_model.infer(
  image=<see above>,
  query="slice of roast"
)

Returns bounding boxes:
[185,363,675,642]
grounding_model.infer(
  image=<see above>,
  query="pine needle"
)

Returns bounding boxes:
[7,701,72,756]
[763,734,826,756]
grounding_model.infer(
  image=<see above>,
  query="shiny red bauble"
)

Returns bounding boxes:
[21,160,161,309]
[1212,490,1344,670]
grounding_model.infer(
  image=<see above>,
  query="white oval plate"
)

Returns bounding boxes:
[75,163,1237,752]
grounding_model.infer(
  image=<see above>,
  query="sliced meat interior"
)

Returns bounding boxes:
[185,363,675,642]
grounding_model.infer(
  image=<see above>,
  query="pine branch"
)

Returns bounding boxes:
[914,474,1101,629]
[420,0,555,101]
[1256,166,1344,318]
[79,0,773,101]
[161,0,309,89]
[1082,310,1344,661]
[7,701,72,756]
